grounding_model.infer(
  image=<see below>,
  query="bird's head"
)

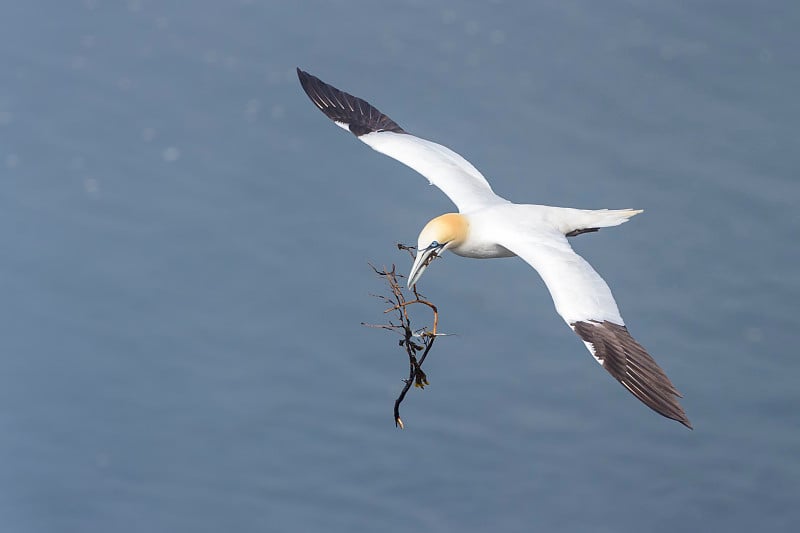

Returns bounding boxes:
[407,213,468,289]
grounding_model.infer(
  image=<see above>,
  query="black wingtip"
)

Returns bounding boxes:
[572,320,692,429]
[296,68,406,137]
[296,67,310,83]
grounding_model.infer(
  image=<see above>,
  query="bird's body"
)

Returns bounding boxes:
[297,68,691,428]
[442,204,642,259]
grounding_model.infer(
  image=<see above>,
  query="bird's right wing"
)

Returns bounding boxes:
[297,68,506,213]
[499,231,691,428]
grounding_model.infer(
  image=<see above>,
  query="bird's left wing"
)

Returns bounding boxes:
[297,68,505,213]
[498,231,692,428]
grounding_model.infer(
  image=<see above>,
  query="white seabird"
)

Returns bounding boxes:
[297,68,691,429]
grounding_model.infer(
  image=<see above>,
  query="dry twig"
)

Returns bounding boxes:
[362,244,444,429]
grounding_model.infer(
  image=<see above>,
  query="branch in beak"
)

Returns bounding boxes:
[407,244,444,289]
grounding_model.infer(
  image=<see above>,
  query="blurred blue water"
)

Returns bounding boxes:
[1,1,798,532]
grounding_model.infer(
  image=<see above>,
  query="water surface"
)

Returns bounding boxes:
[1,1,798,532]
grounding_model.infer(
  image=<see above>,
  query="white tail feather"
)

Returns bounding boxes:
[553,208,643,235]
[585,208,643,228]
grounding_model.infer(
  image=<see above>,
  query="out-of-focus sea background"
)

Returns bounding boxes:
[1,1,798,531]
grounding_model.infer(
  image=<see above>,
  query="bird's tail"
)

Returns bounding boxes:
[560,208,643,236]
[584,208,643,228]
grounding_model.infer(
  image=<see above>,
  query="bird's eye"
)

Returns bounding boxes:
[430,240,439,249]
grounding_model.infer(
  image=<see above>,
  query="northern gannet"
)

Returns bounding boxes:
[297,68,691,429]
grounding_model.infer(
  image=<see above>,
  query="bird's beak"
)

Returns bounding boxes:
[407,245,442,289]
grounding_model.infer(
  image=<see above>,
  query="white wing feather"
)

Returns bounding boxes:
[499,232,624,326]
[360,131,505,213]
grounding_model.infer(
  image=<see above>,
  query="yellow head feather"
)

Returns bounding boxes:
[417,213,469,249]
